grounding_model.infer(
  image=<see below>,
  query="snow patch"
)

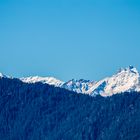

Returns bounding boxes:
[21,76,64,87]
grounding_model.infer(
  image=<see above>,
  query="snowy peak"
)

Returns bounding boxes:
[0,73,4,78]
[62,79,95,94]
[118,65,138,75]
[21,76,64,87]
[89,66,140,96]
[0,73,7,78]
[128,65,138,72]
[61,66,140,96]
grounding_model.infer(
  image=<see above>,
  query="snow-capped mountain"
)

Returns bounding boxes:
[61,66,140,96]
[21,76,64,87]
[0,73,7,78]
[1,65,140,97]
[62,79,96,94]
[87,66,140,96]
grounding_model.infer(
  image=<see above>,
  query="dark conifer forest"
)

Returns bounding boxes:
[0,77,140,140]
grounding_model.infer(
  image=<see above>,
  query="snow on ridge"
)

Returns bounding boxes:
[61,66,140,97]
[0,73,7,78]
[20,76,64,87]
[89,65,140,96]
[62,79,96,94]
[0,73,4,78]
[1,65,140,97]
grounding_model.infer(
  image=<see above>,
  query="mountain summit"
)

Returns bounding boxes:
[0,73,7,78]
[87,66,140,96]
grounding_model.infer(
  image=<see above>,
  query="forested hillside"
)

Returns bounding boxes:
[0,78,140,140]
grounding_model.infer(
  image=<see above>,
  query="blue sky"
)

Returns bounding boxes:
[0,0,140,81]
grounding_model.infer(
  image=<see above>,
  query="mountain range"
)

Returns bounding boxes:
[1,65,140,97]
[0,66,140,139]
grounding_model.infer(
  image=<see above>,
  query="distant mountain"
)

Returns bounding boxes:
[87,65,140,96]
[21,76,64,87]
[0,77,140,140]
[0,72,7,78]
[62,79,96,94]
[20,66,140,97]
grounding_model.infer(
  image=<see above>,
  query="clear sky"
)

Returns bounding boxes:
[0,0,140,81]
